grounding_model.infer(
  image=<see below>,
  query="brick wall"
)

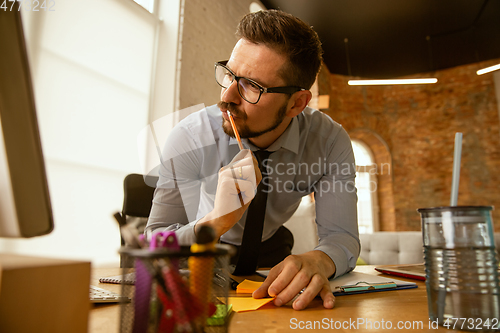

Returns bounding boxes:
[322,59,500,231]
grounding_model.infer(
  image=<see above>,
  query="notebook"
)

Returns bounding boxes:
[374,264,426,281]
[99,272,136,285]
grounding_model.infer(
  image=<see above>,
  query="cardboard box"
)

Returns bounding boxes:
[0,254,91,333]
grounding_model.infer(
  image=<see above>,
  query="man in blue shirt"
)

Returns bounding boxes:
[146,9,359,310]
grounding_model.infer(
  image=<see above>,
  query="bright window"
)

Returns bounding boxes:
[133,0,155,13]
[0,0,163,266]
[352,140,379,233]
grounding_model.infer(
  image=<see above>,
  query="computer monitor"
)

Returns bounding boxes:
[0,9,54,237]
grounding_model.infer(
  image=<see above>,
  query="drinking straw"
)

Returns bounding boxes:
[227,111,244,150]
[450,132,463,206]
[439,132,463,323]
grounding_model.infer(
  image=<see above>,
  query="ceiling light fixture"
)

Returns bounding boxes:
[476,63,500,75]
[348,78,438,86]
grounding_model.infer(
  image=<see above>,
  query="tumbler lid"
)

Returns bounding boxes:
[417,205,493,213]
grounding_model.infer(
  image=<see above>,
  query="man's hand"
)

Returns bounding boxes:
[196,149,261,238]
[253,250,336,310]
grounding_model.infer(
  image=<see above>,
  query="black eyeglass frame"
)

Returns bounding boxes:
[214,60,305,104]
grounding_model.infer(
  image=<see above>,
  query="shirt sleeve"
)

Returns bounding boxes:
[144,109,224,245]
[313,126,360,278]
[144,123,204,245]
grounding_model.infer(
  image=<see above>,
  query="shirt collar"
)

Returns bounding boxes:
[266,117,299,153]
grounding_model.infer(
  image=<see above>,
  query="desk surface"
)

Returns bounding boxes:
[90,265,463,333]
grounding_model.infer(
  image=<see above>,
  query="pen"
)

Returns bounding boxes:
[213,269,239,290]
[156,232,179,333]
[227,111,244,150]
[133,240,156,333]
[229,276,239,290]
[162,260,197,332]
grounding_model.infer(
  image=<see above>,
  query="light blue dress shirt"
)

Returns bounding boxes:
[146,104,359,276]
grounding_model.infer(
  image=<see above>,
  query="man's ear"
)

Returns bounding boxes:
[286,90,313,117]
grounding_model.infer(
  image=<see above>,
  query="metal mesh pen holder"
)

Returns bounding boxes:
[119,245,233,333]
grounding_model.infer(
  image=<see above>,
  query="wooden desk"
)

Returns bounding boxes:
[89,268,123,333]
[90,266,463,332]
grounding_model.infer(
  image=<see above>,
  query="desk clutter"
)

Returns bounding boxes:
[118,227,233,333]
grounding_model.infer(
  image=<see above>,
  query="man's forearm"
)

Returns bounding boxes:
[195,208,245,239]
[195,213,226,239]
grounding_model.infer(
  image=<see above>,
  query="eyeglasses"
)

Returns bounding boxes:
[214,60,305,104]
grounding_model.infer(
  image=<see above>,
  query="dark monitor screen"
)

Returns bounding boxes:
[0,8,54,237]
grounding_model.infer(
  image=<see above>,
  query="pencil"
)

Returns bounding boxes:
[226,111,245,206]
[230,167,245,207]
[227,111,244,150]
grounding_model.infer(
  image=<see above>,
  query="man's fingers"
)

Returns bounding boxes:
[253,264,283,299]
[221,164,252,177]
[228,151,261,185]
[229,149,253,164]
[234,183,245,206]
[237,179,258,203]
[288,274,320,310]
[233,155,261,184]
[292,275,334,310]
[212,177,258,217]
[268,258,302,298]
[252,281,271,299]
[252,154,262,183]
[231,150,254,167]
[319,282,335,309]
[288,273,319,310]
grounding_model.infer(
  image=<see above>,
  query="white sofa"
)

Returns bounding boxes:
[359,231,500,265]
[284,200,500,265]
[359,232,424,265]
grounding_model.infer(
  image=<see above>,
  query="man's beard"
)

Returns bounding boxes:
[219,101,288,139]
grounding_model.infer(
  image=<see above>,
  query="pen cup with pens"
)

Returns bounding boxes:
[119,226,234,333]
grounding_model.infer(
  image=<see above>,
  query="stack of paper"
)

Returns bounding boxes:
[219,279,275,312]
[236,280,264,294]
[225,297,274,312]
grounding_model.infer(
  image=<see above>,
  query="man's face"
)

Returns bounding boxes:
[218,39,291,139]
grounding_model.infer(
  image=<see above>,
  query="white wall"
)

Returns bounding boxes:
[150,0,182,122]
[0,0,180,266]
[178,0,264,110]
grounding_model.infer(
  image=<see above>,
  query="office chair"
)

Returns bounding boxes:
[117,173,158,267]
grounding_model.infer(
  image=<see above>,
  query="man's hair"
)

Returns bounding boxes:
[236,9,323,90]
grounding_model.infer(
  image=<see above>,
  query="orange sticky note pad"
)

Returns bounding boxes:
[226,296,274,312]
[236,279,264,294]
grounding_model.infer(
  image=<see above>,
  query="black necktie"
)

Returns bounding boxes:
[233,150,272,276]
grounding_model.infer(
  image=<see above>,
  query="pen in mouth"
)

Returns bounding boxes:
[227,111,244,150]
